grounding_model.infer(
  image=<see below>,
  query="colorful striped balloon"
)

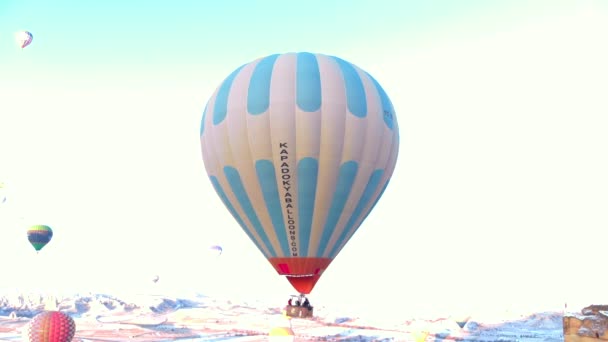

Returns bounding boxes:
[27,225,53,252]
[26,311,76,342]
[15,30,33,49]
[200,52,399,294]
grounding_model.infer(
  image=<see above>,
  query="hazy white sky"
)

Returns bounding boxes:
[1,1,606,317]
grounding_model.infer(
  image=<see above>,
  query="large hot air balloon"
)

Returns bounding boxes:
[27,224,53,252]
[25,311,76,342]
[15,30,33,49]
[200,52,399,295]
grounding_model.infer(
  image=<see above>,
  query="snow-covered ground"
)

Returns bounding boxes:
[0,291,565,341]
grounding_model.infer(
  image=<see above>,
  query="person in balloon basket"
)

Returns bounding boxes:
[303,297,313,311]
[287,297,301,306]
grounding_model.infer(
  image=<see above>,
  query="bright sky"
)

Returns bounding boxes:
[1,0,607,318]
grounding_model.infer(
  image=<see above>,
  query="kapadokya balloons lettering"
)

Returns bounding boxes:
[25,311,76,342]
[27,224,53,252]
[15,30,33,49]
[200,52,399,294]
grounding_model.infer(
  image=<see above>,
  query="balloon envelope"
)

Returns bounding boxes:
[453,314,471,328]
[27,224,53,251]
[200,52,399,294]
[209,244,223,256]
[15,30,33,49]
[26,311,76,342]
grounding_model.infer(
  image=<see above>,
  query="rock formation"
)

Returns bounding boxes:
[564,304,608,341]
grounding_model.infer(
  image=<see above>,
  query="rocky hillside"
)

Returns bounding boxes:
[564,304,608,341]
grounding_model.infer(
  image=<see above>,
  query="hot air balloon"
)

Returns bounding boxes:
[209,244,223,256]
[452,314,471,329]
[200,52,399,296]
[25,311,76,342]
[27,224,53,252]
[15,30,33,49]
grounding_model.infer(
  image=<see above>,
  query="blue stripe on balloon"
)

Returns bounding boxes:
[316,161,359,256]
[366,72,395,130]
[224,166,277,257]
[332,57,367,118]
[209,176,269,258]
[255,160,290,256]
[296,52,322,112]
[200,102,208,136]
[328,169,384,258]
[248,54,280,115]
[213,65,246,125]
[297,157,319,256]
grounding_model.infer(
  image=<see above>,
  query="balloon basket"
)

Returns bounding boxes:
[284,305,313,319]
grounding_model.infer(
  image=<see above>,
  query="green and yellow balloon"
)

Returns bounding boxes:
[27,225,53,252]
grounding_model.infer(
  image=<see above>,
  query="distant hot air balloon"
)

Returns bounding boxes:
[25,311,76,342]
[209,244,223,256]
[452,314,471,329]
[27,224,53,252]
[15,30,33,49]
[200,52,399,295]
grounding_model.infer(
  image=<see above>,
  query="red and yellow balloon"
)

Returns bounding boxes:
[25,311,76,342]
